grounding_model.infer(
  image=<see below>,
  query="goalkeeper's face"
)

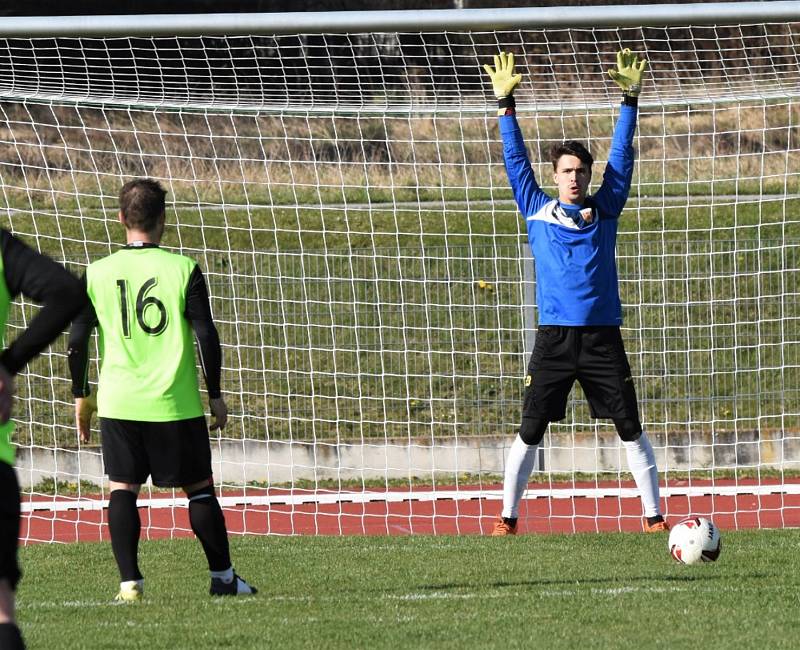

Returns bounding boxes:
[553,155,591,206]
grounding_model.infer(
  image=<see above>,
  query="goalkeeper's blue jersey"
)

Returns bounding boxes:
[500,104,638,326]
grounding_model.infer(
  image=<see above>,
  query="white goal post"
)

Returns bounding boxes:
[1,2,799,540]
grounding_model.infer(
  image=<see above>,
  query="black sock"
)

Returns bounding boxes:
[187,486,232,572]
[0,623,26,650]
[647,515,665,525]
[108,489,142,582]
[503,517,518,527]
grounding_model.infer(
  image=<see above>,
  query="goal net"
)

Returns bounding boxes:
[2,5,799,541]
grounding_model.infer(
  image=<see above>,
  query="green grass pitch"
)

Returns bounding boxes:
[17,529,800,649]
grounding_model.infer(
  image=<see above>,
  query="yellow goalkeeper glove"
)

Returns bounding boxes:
[483,51,522,114]
[608,48,648,97]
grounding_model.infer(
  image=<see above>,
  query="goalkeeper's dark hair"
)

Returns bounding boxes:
[549,140,594,171]
[119,178,167,232]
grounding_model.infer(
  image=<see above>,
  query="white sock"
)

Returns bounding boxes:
[210,566,234,583]
[233,576,255,594]
[622,432,661,517]
[120,579,143,591]
[501,434,539,519]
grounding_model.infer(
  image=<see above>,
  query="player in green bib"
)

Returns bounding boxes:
[68,178,256,601]
[0,230,86,650]
[84,241,204,422]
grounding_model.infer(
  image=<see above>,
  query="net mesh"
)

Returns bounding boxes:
[1,19,798,540]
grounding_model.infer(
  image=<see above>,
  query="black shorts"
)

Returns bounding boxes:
[100,416,213,488]
[0,461,21,590]
[523,325,640,423]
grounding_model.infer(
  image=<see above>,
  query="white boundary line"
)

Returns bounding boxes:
[21,483,800,513]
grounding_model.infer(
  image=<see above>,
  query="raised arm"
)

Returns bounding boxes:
[593,49,648,218]
[484,52,551,218]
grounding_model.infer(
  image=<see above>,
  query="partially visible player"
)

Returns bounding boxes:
[0,231,87,650]
[484,50,668,535]
[67,178,256,601]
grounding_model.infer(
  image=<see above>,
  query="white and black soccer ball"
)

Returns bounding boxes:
[668,517,721,565]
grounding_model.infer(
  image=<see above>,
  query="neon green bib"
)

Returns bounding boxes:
[86,247,204,421]
[0,253,12,465]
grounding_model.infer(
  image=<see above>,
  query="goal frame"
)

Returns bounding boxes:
[4,1,800,539]
[0,2,798,36]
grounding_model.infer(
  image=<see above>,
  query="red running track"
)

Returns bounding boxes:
[21,481,800,544]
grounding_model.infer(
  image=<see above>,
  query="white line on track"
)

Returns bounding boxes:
[21,482,800,513]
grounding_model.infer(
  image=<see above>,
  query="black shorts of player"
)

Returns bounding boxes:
[523,325,640,423]
[100,416,213,488]
[0,461,22,590]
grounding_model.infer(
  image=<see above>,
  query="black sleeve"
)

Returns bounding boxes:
[67,275,98,397]
[0,230,88,376]
[184,265,222,399]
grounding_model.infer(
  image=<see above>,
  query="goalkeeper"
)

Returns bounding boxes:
[484,50,668,535]
[67,178,256,600]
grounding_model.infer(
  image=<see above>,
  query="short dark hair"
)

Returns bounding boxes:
[119,178,167,232]
[549,140,594,171]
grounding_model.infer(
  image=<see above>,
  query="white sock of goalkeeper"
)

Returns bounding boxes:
[622,432,661,517]
[501,434,538,519]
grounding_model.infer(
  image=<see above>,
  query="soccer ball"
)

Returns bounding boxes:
[668,517,721,565]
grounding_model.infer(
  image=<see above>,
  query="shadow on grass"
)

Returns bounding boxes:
[417,571,772,592]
